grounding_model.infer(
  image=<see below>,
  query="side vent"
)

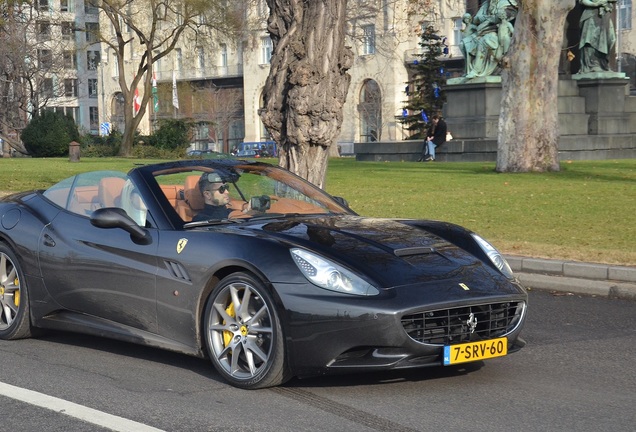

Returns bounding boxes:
[165,260,191,282]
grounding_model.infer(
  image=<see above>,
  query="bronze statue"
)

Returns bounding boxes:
[578,0,617,73]
[461,0,518,78]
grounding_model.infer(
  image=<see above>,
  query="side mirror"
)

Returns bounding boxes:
[90,207,152,245]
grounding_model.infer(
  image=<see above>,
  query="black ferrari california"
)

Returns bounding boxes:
[0,159,527,389]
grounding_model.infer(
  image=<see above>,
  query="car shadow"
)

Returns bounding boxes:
[282,361,485,388]
[35,331,224,383]
[35,331,484,389]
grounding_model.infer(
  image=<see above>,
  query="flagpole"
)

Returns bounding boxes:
[152,70,158,132]
[172,69,179,119]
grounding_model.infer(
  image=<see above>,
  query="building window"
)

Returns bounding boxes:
[88,79,98,98]
[259,91,269,140]
[452,17,463,46]
[38,49,53,69]
[421,21,432,34]
[197,46,205,70]
[362,24,375,55]
[63,51,77,69]
[118,16,131,33]
[37,21,51,40]
[40,78,54,99]
[64,79,78,97]
[38,0,49,11]
[620,0,632,30]
[358,79,382,142]
[220,43,228,67]
[175,48,182,72]
[176,4,184,25]
[153,50,161,76]
[61,21,74,40]
[87,50,100,70]
[239,41,246,67]
[60,0,71,12]
[85,22,99,43]
[85,0,99,14]
[261,37,272,64]
[89,107,99,129]
[53,106,79,121]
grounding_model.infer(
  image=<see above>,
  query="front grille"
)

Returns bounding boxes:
[401,301,525,345]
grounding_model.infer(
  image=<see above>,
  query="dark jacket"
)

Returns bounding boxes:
[429,119,447,147]
[192,204,231,222]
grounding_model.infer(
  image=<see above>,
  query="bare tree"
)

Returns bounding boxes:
[92,0,246,156]
[190,82,244,152]
[0,1,71,154]
[261,0,354,188]
[497,0,576,172]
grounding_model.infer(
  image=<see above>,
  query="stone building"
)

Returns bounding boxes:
[24,0,101,135]
[98,0,471,153]
[50,1,636,152]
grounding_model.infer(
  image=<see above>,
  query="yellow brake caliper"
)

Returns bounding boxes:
[223,302,235,347]
[14,278,20,307]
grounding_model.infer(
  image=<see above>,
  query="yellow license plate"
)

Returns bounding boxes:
[443,337,507,365]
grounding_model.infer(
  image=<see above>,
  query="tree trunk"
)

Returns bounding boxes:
[118,64,152,156]
[497,0,576,172]
[262,0,353,188]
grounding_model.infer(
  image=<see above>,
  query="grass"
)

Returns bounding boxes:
[0,157,634,266]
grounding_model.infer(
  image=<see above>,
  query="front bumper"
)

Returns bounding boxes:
[274,280,528,377]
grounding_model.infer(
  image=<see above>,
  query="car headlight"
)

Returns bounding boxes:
[290,248,380,296]
[471,234,514,279]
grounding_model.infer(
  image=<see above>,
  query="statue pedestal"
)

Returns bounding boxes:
[572,74,630,134]
[444,78,502,139]
[445,75,629,138]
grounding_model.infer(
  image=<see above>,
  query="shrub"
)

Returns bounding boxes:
[21,111,80,157]
[80,131,121,157]
[153,119,192,150]
[131,141,184,159]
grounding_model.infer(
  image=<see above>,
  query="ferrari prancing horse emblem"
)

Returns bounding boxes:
[177,238,188,254]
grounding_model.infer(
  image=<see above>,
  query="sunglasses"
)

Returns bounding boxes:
[216,184,230,193]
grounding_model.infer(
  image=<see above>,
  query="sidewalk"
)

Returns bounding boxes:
[505,256,636,301]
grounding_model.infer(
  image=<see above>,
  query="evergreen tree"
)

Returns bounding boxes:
[21,111,80,157]
[398,25,447,139]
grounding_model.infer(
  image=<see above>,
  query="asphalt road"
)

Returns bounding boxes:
[1,289,634,432]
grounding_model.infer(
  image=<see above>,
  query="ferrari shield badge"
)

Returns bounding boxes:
[177,238,188,254]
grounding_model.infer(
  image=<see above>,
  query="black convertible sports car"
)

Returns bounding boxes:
[0,159,527,389]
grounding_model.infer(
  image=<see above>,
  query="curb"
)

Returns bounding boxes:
[505,256,636,301]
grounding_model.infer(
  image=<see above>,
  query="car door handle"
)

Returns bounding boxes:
[43,233,56,247]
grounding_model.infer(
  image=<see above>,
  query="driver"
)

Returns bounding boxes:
[192,172,233,221]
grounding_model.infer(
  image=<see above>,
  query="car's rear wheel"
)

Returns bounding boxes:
[203,272,289,389]
[0,245,31,340]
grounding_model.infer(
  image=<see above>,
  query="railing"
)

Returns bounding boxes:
[155,64,244,82]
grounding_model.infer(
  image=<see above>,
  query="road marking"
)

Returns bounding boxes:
[0,382,164,432]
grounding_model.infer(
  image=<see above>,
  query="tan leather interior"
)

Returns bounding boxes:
[98,177,126,208]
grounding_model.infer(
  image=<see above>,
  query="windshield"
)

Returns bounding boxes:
[151,163,351,226]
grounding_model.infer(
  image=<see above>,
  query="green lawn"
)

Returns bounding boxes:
[1,157,634,266]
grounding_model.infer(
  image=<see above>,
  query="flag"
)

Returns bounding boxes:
[133,86,141,115]
[152,72,159,113]
[421,111,428,123]
[172,71,179,110]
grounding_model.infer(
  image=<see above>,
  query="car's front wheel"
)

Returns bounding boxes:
[203,272,289,389]
[0,245,31,340]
